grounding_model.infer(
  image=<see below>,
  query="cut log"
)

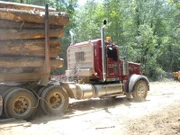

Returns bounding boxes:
[0,1,56,12]
[51,58,64,69]
[0,20,63,29]
[0,39,61,58]
[0,57,64,68]
[0,67,34,74]
[0,8,69,26]
[0,73,41,82]
[0,29,64,40]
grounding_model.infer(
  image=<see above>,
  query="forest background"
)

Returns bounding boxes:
[3,0,180,81]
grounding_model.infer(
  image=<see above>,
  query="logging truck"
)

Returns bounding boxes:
[0,2,149,120]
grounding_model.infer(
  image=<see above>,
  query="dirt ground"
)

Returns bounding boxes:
[0,81,180,135]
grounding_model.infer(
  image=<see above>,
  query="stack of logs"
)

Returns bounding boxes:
[0,1,69,74]
[172,71,180,81]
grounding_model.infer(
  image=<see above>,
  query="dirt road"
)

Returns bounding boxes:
[0,81,180,135]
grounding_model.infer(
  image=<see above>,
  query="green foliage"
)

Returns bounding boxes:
[73,1,104,42]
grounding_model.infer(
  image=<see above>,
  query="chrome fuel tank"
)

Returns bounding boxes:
[76,84,95,100]
[94,83,123,97]
[62,82,123,100]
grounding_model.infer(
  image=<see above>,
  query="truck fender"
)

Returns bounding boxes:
[127,74,149,93]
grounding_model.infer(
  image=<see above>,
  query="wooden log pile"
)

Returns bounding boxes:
[0,1,69,74]
[172,71,180,81]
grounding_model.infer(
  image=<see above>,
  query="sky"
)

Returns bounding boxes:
[78,0,87,6]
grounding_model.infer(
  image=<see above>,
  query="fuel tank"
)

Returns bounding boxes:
[93,83,123,97]
[76,84,95,100]
[62,82,123,100]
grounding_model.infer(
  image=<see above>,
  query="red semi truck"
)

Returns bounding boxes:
[0,9,149,120]
[61,20,149,102]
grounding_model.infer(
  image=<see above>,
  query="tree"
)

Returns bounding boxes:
[157,0,180,73]
[52,0,78,75]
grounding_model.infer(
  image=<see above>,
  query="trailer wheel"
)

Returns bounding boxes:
[38,84,53,96]
[40,85,69,115]
[132,80,148,101]
[4,88,37,120]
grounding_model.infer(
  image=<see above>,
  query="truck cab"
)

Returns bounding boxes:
[66,38,141,83]
[62,20,149,102]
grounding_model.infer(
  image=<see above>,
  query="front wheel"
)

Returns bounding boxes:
[132,80,148,101]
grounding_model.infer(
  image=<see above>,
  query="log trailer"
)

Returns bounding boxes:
[0,5,149,120]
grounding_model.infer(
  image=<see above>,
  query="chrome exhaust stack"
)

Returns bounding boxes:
[101,20,107,82]
[69,29,75,45]
[122,47,129,76]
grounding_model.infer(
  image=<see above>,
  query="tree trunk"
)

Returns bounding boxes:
[0,8,69,26]
[0,57,64,68]
[0,67,35,74]
[0,20,63,29]
[0,38,61,58]
[0,28,64,40]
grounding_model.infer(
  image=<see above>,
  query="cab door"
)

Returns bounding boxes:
[106,46,120,80]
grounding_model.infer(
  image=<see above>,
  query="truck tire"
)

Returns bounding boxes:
[40,85,69,116]
[132,80,148,101]
[38,84,53,96]
[4,88,37,120]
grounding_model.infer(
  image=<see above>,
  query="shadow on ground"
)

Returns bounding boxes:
[32,96,150,124]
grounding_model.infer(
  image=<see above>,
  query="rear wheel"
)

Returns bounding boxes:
[132,80,148,101]
[40,85,69,115]
[4,88,37,120]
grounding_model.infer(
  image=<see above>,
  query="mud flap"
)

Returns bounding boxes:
[0,96,2,116]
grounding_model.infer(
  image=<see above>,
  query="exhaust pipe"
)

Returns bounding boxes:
[69,29,75,45]
[122,47,129,75]
[101,20,107,82]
